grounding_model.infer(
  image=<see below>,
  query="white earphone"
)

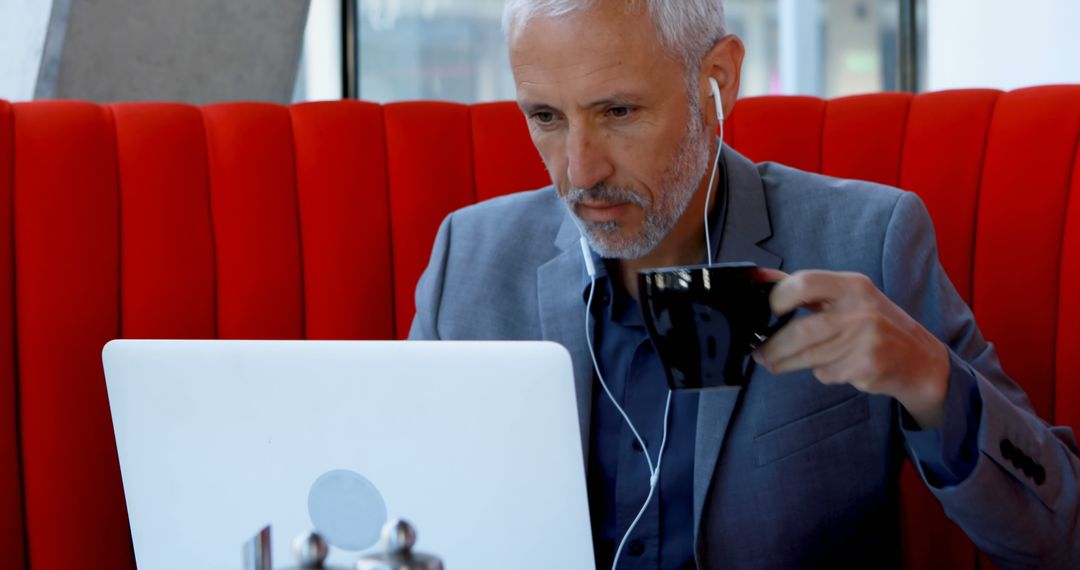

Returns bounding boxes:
[709,75,724,121]
[575,75,725,570]
[704,76,724,264]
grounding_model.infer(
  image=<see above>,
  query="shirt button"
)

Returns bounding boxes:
[631,438,648,452]
[628,539,645,557]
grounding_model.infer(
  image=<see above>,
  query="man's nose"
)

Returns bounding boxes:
[565,126,614,190]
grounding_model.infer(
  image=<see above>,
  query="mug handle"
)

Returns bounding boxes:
[748,281,795,350]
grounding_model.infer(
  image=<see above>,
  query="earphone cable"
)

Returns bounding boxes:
[584,270,675,570]
[610,389,673,570]
[584,275,656,477]
[703,133,724,265]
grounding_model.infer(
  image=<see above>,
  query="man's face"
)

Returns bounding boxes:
[509,3,712,259]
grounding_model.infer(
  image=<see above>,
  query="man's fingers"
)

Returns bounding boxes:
[753,267,789,283]
[766,323,862,379]
[770,270,876,315]
[754,310,847,365]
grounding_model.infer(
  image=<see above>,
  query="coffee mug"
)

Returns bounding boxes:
[638,262,793,390]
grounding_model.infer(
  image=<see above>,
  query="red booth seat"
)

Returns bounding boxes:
[0,86,1078,569]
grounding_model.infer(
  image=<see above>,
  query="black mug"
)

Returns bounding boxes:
[638,262,793,390]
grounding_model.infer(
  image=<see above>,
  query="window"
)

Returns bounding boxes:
[293,0,344,102]
[727,0,927,97]
[358,0,513,103]
[0,0,56,102]
[292,0,927,103]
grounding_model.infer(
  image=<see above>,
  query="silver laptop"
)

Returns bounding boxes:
[102,340,595,570]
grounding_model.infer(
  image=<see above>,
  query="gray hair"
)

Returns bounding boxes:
[502,0,727,75]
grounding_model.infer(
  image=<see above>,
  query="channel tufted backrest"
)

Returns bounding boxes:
[0,87,1077,569]
[0,98,551,569]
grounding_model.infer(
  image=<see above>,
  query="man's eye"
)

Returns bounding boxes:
[607,106,633,118]
[531,111,557,125]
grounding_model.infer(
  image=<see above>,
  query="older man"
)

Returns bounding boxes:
[409,0,1080,568]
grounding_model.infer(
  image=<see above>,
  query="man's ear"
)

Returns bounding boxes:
[699,35,745,128]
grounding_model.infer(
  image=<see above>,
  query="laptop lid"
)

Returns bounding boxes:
[102,340,594,570]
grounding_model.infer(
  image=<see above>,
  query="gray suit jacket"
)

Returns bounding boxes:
[408,148,1080,568]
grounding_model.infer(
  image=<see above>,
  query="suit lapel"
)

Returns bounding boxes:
[715,148,782,268]
[537,216,595,461]
[693,148,783,540]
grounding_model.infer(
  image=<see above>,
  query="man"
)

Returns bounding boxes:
[409,0,1080,568]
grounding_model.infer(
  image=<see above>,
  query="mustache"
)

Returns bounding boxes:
[563,184,649,208]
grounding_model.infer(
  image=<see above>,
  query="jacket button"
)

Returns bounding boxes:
[628,540,645,557]
[1000,439,1015,459]
[1020,459,1034,478]
[1033,465,1047,486]
[632,438,647,452]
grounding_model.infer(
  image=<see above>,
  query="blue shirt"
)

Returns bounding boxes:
[584,158,729,569]
[583,151,982,569]
[586,269,700,569]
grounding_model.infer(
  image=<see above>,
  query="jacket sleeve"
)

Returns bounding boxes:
[407,213,454,340]
[883,191,1080,568]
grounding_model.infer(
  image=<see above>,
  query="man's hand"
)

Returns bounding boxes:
[752,269,951,429]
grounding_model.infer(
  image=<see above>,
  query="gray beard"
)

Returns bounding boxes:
[561,108,712,260]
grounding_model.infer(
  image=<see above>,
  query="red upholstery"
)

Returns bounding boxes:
[1059,139,1080,431]
[0,88,1077,570]
[203,103,306,340]
[822,92,912,187]
[469,101,549,201]
[383,102,476,338]
[290,101,395,340]
[727,95,825,172]
[0,100,26,570]
[13,102,131,569]
[972,87,1080,423]
[113,103,217,340]
[899,89,1000,303]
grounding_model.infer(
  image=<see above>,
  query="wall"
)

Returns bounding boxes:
[48,0,310,104]
[927,0,1080,91]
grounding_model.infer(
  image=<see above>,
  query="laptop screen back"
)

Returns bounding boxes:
[102,340,594,570]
